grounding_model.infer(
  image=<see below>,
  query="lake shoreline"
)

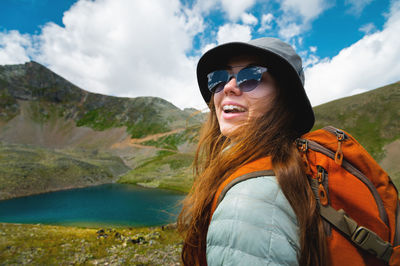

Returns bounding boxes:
[0,221,178,230]
[0,183,183,228]
[0,180,188,202]
[0,180,117,201]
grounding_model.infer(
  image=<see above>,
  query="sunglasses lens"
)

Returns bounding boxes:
[237,66,265,92]
[238,79,259,92]
[207,70,228,93]
[207,66,267,93]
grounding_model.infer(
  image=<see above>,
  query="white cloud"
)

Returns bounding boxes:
[277,0,331,40]
[192,0,219,15]
[241,13,258,25]
[359,22,377,34]
[309,46,317,53]
[30,0,205,109]
[216,24,252,44]
[280,0,329,22]
[262,13,274,24]
[2,0,395,112]
[305,0,400,106]
[200,23,252,59]
[303,53,320,68]
[345,0,374,16]
[201,43,217,55]
[258,13,274,33]
[220,0,257,21]
[0,30,32,65]
[278,22,302,39]
[192,0,257,21]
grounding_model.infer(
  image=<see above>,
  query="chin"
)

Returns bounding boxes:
[220,125,239,138]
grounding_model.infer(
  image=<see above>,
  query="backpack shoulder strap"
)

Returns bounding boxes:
[394,200,400,246]
[300,126,400,264]
[214,169,275,211]
[210,156,274,217]
[310,178,395,263]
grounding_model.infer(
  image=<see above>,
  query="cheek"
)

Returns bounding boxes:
[213,93,223,110]
[247,86,275,116]
[252,84,275,98]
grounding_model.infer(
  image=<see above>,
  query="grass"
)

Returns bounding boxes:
[0,144,130,200]
[127,121,169,139]
[118,151,194,193]
[76,103,171,138]
[0,91,19,122]
[313,82,400,161]
[142,128,199,151]
[76,107,129,131]
[0,223,182,265]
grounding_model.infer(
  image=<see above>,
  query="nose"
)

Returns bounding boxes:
[223,77,242,95]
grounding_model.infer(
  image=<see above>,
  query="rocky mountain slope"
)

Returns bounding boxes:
[0,62,203,199]
[0,61,201,144]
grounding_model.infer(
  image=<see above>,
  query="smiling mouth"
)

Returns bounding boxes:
[223,105,246,113]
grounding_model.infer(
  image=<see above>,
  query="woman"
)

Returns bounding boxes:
[178,37,328,265]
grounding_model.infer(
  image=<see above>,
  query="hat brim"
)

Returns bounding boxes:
[196,41,315,135]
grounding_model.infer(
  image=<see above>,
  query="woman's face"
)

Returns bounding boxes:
[213,56,277,137]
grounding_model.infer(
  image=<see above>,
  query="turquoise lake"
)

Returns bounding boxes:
[0,184,185,227]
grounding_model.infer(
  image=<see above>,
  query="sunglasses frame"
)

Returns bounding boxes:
[207,65,268,93]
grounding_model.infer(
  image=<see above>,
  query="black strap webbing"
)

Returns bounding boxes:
[394,200,400,246]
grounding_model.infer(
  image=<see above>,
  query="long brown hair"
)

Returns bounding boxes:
[177,72,328,265]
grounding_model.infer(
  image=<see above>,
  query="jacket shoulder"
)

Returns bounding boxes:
[207,176,299,265]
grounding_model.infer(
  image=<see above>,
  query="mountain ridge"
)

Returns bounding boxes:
[313,81,400,160]
[0,61,201,139]
[0,61,202,199]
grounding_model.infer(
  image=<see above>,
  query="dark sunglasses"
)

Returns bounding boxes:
[207,66,268,93]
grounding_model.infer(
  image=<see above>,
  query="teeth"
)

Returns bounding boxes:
[223,105,245,112]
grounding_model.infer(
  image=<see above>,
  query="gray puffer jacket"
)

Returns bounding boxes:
[206,175,300,265]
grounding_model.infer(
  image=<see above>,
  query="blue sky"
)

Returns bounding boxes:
[0,0,399,109]
[0,0,77,34]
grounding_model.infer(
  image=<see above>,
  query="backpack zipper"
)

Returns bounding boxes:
[324,126,347,165]
[323,126,349,140]
[297,138,312,175]
[316,166,329,206]
[303,138,389,226]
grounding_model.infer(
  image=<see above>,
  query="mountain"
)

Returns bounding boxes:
[0,61,201,141]
[313,81,400,184]
[0,61,203,199]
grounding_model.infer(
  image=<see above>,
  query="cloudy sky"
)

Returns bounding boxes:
[0,0,399,109]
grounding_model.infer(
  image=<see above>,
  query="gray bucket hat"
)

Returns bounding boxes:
[196,37,315,135]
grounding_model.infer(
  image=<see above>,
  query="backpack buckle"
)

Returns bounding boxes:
[296,138,308,152]
[351,226,393,262]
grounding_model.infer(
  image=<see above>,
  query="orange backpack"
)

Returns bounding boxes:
[211,126,400,265]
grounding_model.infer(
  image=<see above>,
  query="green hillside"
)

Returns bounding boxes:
[0,143,130,200]
[0,61,201,138]
[116,125,200,192]
[313,81,400,184]
[0,62,203,198]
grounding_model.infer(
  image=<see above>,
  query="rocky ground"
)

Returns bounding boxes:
[0,223,182,265]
